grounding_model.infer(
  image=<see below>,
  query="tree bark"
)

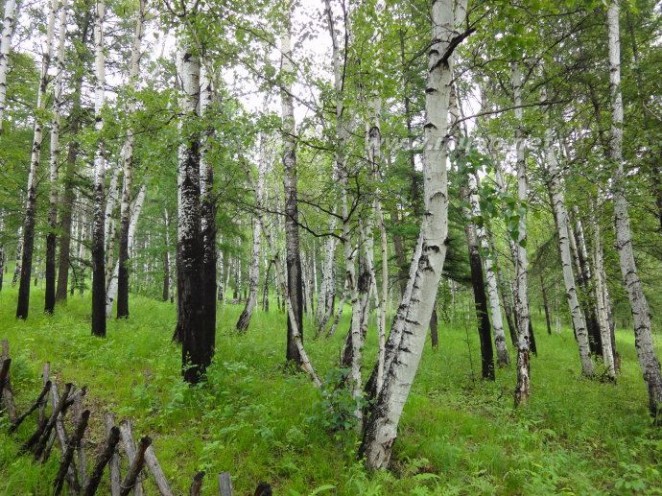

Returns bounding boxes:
[106,186,146,316]
[17,0,57,320]
[55,10,89,302]
[0,0,17,129]
[360,0,466,470]
[198,65,217,371]
[237,133,268,332]
[470,173,510,366]
[511,63,532,405]
[607,0,662,420]
[543,120,594,377]
[461,183,495,380]
[45,0,68,314]
[90,0,107,336]
[117,0,147,319]
[281,5,303,365]
[176,46,210,383]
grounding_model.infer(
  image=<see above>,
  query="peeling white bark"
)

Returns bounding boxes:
[543,123,594,377]
[361,0,466,470]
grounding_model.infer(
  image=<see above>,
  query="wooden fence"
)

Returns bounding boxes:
[0,340,272,496]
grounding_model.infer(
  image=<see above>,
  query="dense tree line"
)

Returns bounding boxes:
[0,0,661,469]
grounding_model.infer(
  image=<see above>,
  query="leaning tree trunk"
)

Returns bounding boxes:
[237,133,268,332]
[45,0,69,314]
[360,0,468,470]
[281,5,303,365]
[16,0,57,320]
[607,0,662,420]
[90,0,107,336]
[116,0,146,319]
[543,121,594,377]
[511,63,533,405]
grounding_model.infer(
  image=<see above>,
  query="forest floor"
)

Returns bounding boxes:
[0,286,661,495]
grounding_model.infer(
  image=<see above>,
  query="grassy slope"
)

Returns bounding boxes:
[0,285,661,495]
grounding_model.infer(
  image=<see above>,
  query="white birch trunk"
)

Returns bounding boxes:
[106,185,146,316]
[367,93,388,395]
[469,173,510,366]
[361,0,466,469]
[592,208,616,380]
[316,0,348,331]
[511,63,532,404]
[0,0,17,128]
[543,124,594,377]
[607,0,662,419]
[236,132,268,331]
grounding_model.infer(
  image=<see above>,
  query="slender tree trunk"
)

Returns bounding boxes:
[540,273,552,335]
[543,120,594,377]
[360,0,467,469]
[12,226,22,286]
[470,173,509,366]
[0,0,17,129]
[281,5,303,364]
[262,259,272,311]
[90,0,107,336]
[0,213,4,291]
[162,208,172,302]
[17,0,57,320]
[237,133,268,332]
[461,183,495,380]
[571,207,602,355]
[607,0,662,420]
[55,9,89,302]
[104,167,120,289]
[45,0,68,314]
[106,186,146,317]
[510,63,532,405]
[117,0,146,319]
[592,207,616,381]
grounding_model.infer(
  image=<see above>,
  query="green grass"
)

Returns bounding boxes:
[0,284,661,495]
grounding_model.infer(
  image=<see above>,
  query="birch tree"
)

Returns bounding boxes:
[0,0,17,129]
[360,0,469,469]
[543,122,594,377]
[236,132,268,332]
[281,1,304,365]
[116,0,147,319]
[44,0,68,314]
[90,0,108,336]
[607,0,662,421]
[511,63,532,404]
[16,0,57,320]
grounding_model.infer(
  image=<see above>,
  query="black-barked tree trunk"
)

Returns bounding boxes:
[90,0,107,336]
